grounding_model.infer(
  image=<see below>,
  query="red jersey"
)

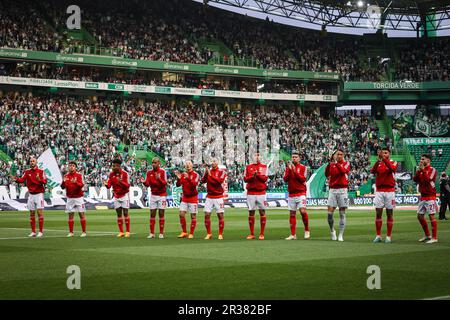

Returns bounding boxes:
[143,168,168,196]
[413,165,437,200]
[201,167,227,199]
[15,167,47,194]
[370,158,398,192]
[244,162,268,195]
[106,169,130,198]
[61,171,84,198]
[325,161,350,189]
[283,163,308,197]
[176,170,199,203]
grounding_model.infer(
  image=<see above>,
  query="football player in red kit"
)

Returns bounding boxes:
[201,158,227,240]
[413,154,438,244]
[325,149,350,242]
[175,160,199,239]
[244,152,268,240]
[10,157,47,237]
[61,161,86,237]
[283,151,310,240]
[104,159,131,238]
[371,147,398,243]
[141,157,168,239]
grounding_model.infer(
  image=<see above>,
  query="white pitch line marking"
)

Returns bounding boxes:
[0,234,116,240]
[422,294,450,300]
[0,227,125,235]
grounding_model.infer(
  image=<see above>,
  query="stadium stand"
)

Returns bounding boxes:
[0,0,446,82]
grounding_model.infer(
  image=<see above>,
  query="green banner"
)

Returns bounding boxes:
[0,48,340,81]
[403,137,450,145]
[345,81,450,91]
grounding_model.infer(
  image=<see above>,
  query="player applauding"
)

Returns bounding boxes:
[175,161,199,239]
[413,154,438,244]
[325,149,350,242]
[371,148,398,243]
[283,151,310,240]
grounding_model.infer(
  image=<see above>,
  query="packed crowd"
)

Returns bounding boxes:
[1,62,338,94]
[0,0,384,81]
[0,95,382,192]
[0,0,62,52]
[395,38,450,82]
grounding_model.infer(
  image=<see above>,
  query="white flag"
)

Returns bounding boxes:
[37,148,62,189]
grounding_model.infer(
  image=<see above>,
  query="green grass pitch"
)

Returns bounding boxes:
[0,208,449,300]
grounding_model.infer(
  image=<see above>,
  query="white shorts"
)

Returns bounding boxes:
[114,194,130,209]
[247,194,268,211]
[66,197,85,213]
[327,188,349,208]
[417,200,438,215]
[180,202,198,214]
[288,195,307,211]
[27,193,45,211]
[150,195,167,210]
[204,197,224,214]
[374,192,396,209]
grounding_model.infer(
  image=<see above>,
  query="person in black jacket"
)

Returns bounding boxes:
[439,172,450,220]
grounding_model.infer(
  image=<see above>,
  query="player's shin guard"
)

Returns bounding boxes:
[150,217,156,234]
[190,218,197,235]
[204,216,211,234]
[68,217,74,233]
[159,218,165,234]
[248,215,255,236]
[327,212,334,231]
[339,210,346,236]
[80,217,87,233]
[375,217,382,236]
[218,217,224,236]
[289,215,296,236]
[430,215,438,239]
[418,215,430,237]
[301,211,309,232]
[30,214,36,233]
[38,215,44,233]
[387,216,394,237]
[117,217,124,233]
[260,215,266,236]
[180,216,187,233]
[125,216,130,233]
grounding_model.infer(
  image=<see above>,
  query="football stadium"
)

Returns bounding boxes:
[0,0,450,305]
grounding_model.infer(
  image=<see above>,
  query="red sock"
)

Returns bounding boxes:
[180,216,187,233]
[301,211,309,231]
[117,217,124,233]
[418,216,430,237]
[68,217,74,233]
[190,218,197,235]
[375,217,382,236]
[205,216,211,234]
[248,215,255,235]
[430,215,438,239]
[80,217,86,233]
[289,215,296,236]
[150,217,156,234]
[125,216,130,233]
[260,215,266,236]
[38,215,44,233]
[387,216,394,237]
[159,218,165,234]
[219,217,224,236]
[30,214,36,233]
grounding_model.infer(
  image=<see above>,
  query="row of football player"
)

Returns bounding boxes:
[10,148,439,243]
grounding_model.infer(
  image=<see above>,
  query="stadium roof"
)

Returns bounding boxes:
[201,0,450,34]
